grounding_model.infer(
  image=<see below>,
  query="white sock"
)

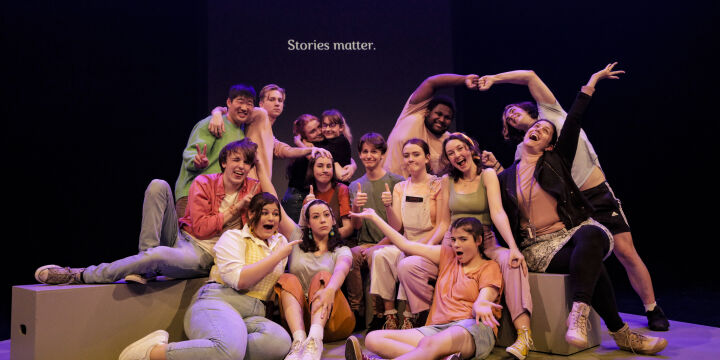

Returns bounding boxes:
[403,311,414,319]
[292,330,307,343]
[383,309,398,315]
[308,324,324,340]
[644,302,657,312]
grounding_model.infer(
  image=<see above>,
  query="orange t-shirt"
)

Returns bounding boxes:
[427,246,503,328]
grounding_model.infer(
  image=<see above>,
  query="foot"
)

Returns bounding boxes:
[124,274,156,285]
[610,323,668,355]
[285,339,305,360]
[400,316,414,330]
[367,314,385,331]
[506,326,533,360]
[119,330,168,360]
[646,306,670,331]
[382,313,399,330]
[34,265,84,285]
[300,337,323,360]
[565,302,590,348]
[345,336,385,360]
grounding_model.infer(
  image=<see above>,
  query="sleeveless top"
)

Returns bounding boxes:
[448,175,492,225]
[400,176,438,241]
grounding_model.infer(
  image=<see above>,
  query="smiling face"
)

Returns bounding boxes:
[321,116,343,139]
[221,150,252,189]
[503,105,535,131]
[259,89,284,120]
[307,203,334,239]
[424,104,453,136]
[359,142,385,171]
[402,143,430,175]
[444,139,474,173]
[226,95,255,125]
[523,120,556,152]
[450,226,482,265]
[313,155,334,186]
[303,119,324,143]
[250,203,281,240]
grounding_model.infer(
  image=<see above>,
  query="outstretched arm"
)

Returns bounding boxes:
[409,73,479,105]
[350,208,441,264]
[478,70,556,105]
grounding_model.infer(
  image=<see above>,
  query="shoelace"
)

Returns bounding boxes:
[52,267,80,285]
[569,311,591,335]
[625,329,649,355]
[518,328,535,350]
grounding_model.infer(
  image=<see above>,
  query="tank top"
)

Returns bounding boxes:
[448,175,492,225]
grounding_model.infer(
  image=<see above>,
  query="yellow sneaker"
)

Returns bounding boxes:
[506,326,533,360]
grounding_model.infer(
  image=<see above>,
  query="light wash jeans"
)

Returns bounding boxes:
[167,283,291,360]
[82,179,213,283]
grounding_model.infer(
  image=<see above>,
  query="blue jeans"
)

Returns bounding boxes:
[82,179,213,283]
[167,283,291,360]
[281,186,306,223]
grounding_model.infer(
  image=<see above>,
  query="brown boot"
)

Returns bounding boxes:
[609,323,668,355]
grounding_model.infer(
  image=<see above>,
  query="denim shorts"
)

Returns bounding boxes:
[416,318,495,359]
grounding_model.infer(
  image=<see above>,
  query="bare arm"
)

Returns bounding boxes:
[409,73,479,105]
[350,208,441,264]
[235,240,300,289]
[422,176,450,245]
[479,70,556,105]
[245,107,274,178]
[338,217,354,239]
[386,182,404,232]
[483,169,527,275]
[472,286,502,328]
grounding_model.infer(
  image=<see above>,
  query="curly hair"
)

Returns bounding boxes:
[441,132,484,181]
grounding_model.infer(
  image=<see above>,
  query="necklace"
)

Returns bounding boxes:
[516,163,537,240]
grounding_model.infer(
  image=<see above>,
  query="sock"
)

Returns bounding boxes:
[383,309,398,316]
[308,324,324,340]
[644,302,657,312]
[292,330,306,343]
[403,311,414,319]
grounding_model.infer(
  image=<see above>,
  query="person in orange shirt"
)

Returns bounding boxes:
[347,210,502,360]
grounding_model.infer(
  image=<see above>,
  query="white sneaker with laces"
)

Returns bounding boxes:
[119,330,169,360]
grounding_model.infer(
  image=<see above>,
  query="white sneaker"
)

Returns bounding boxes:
[565,302,590,348]
[119,330,169,360]
[300,337,323,360]
[285,339,304,360]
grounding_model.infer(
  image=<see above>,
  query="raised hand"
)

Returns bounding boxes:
[311,147,331,158]
[228,182,259,218]
[473,300,502,328]
[278,239,302,258]
[477,75,495,91]
[354,183,368,209]
[208,106,227,138]
[592,62,625,81]
[381,183,392,207]
[481,150,498,169]
[193,144,209,169]
[465,74,480,90]
[305,185,316,203]
[349,207,377,219]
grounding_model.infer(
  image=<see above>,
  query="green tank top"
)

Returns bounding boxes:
[448,175,492,225]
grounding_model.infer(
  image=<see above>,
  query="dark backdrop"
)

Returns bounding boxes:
[2,0,718,340]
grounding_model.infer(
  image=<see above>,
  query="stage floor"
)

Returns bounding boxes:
[1,313,717,359]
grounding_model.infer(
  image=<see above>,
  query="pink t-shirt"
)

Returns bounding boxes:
[427,246,503,328]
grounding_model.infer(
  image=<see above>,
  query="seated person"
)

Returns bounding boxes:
[347,132,404,329]
[35,139,262,285]
[303,153,354,240]
[496,64,667,355]
[347,212,502,360]
[119,192,295,360]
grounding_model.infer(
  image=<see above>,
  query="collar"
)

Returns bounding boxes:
[238,224,284,250]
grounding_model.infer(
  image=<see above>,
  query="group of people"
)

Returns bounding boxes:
[34,62,670,360]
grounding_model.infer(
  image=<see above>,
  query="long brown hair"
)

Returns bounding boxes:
[299,199,343,253]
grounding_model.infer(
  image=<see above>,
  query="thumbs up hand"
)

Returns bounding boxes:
[354,183,368,209]
[381,183,392,207]
[304,185,316,203]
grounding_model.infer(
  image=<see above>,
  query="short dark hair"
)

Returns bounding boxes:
[428,95,456,119]
[402,138,432,173]
[358,132,388,154]
[228,84,256,102]
[300,199,343,253]
[502,101,539,144]
[247,192,281,232]
[450,217,489,260]
[219,138,257,172]
[534,119,559,148]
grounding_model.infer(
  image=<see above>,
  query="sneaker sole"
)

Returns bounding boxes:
[119,329,169,360]
[34,264,61,284]
[124,275,150,285]
[345,336,362,360]
[505,346,526,360]
[565,334,588,348]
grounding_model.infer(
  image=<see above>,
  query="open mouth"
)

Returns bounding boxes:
[233,169,245,177]
[455,251,464,256]
[262,224,274,230]
[455,157,467,167]
[529,133,539,141]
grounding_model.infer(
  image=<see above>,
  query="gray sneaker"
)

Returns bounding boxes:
[34,265,84,285]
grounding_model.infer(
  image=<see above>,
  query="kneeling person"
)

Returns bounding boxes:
[35,139,262,285]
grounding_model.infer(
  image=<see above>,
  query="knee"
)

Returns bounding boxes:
[364,330,384,353]
[578,226,609,249]
[146,179,171,199]
[416,335,441,354]
[397,257,420,281]
[211,338,245,360]
[259,329,292,360]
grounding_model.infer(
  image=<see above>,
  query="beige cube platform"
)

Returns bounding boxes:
[496,273,602,355]
[11,277,207,360]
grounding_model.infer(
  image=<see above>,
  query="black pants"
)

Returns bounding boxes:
[546,225,625,332]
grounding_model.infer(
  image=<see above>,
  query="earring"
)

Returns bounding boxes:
[308,231,313,240]
[330,229,335,237]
